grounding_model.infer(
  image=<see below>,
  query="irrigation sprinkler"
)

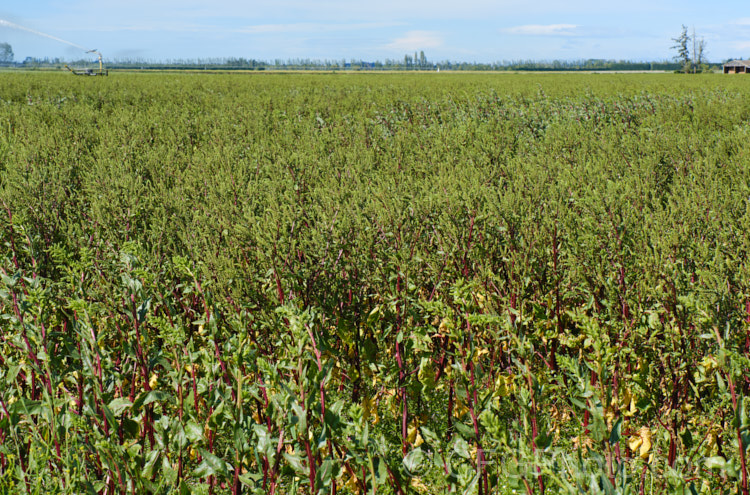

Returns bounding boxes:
[65,49,108,76]
[0,19,108,76]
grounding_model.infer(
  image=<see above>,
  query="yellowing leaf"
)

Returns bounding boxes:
[453,399,469,419]
[624,397,637,417]
[414,430,424,447]
[345,473,359,492]
[628,436,642,453]
[362,397,372,419]
[638,427,652,459]
[438,318,451,335]
[407,424,418,444]
[605,408,615,427]
[700,355,717,372]
[388,396,400,418]
[621,389,632,407]
[410,477,429,493]
[495,374,514,397]
[704,430,717,455]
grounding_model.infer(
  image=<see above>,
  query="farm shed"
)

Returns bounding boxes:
[723,60,750,73]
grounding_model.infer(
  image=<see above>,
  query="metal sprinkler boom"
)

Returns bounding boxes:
[65,49,108,76]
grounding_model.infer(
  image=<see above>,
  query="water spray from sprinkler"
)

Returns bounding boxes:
[0,19,91,52]
[0,19,107,75]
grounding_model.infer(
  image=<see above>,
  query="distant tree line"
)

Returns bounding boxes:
[0,45,723,72]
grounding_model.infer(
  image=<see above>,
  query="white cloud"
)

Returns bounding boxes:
[733,41,750,51]
[731,18,750,26]
[504,24,578,36]
[80,22,214,33]
[384,31,443,52]
[240,22,399,35]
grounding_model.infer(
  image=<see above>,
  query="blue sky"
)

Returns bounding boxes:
[1,1,749,63]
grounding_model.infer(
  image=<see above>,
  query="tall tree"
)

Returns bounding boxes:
[0,42,13,64]
[696,37,707,66]
[671,25,690,73]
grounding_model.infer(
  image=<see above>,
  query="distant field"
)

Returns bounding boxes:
[1,72,750,494]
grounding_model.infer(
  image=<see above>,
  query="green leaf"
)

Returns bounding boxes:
[178,481,192,495]
[647,312,660,329]
[608,417,622,446]
[101,404,116,433]
[122,418,140,440]
[371,456,388,484]
[453,421,476,439]
[742,431,750,452]
[600,472,615,495]
[726,459,740,479]
[704,456,726,469]
[535,430,553,450]
[403,448,427,476]
[174,424,188,450]
[317,459,338,488]
[193,450,228,478]
[635,397,652,413]
[185,421,204,443]
[238,472,263,487]
[9,399,41,415]
[417,357,435,388]
[208,402,226,428]
[324,408,341,431]
[681,428,693,450]
[453,438,471,459]
[461,474,479,495]
[130,392,149,413]
[143,390,172,406]
[108,398,132,417]
[283,453,307,474]
[253,424,273,458]
[291,402,306,431]
[142,450,161,479]
[419,426,440,447]
[570,398,588,410]
[716,374,726,394]
[5,365,20,385]
[137,298,152,323]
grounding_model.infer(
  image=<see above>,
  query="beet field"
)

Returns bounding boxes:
[1,72,750,494]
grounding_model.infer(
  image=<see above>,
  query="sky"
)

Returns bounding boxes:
[1,0,749,63]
